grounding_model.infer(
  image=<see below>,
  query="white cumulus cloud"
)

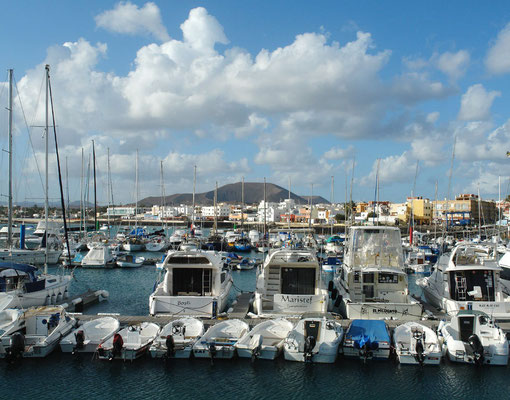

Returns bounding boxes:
[95,1,170,42]
[436,50,470,81]
[458,84,500,121]
[486,22,510,75]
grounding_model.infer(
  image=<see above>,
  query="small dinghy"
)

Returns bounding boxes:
[60,317,120,353]
[0,306,76,359]
[236,318,294,360]
[193,319,249,359]
[393,321,442,365]
[235,258,256,270]
[283,317,343,363]
[150,317,204,359]
[343,319,391,360]
[116,254,145,268]
[439,310,509,365]
[97,322,160,361]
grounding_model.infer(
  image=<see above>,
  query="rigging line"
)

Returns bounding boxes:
[13,75,45,192]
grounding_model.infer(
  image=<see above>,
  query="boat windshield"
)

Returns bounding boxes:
[349,228,403,269]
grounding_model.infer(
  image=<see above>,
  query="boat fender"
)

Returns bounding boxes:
[56,292,63,303]
[74,330,86,354]
[334,296,342,308]
[110,333,124,361]
[328,281,334,292]
[369,341,379,351]
[44,294,51,306]
[63,289,69,299]
[51,293,56,304]
[165,335,175,357]
[331,289,338,300]
[468,334,484,365]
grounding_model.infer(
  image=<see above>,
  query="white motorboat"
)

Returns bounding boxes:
[332,226,422,320]
[236,318,294,360]
[405,249,429,274]
[417,244,510,318]
[343,319,391,360]
[145,239,167,252]
[60,316,120,353]
[0,262,72,310]
[393,321,442,365]
[0,306,75,359]
[283,317,343,363]
[81,244,116,269]
[0,309,24,342]
[116,254,145,268]
[496,250,510,295]
[24,220,61,250]
[0,248,62,266]
[149,250,233,317]
[439,310,509,365]
[150,317,205,359]
[193,319,249,359]
[97,322,160,361]
[253,249,328,317]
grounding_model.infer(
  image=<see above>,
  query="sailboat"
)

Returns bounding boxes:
[0,67,72,310]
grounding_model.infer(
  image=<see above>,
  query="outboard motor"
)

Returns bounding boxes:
[109,333,124,361]
[413,330,425,365]
[165,335,175,358]
[7,332,25,361]
[468,334,484,366]
[73,330,85,354]
[304,335,317,363]
[250,334,263,361]
[209,342,217,365]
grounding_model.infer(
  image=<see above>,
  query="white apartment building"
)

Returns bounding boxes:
[257,201,282,223]
[201,204,231,218]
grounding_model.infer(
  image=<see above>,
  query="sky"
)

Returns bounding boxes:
[1,1,510,206]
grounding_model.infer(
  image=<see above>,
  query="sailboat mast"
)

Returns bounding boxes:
[80,148,83,235]
[7,69,13,249]
[192,165,196,232]
[65,156,70,222]
[330,175,334,235]
[214,181,218,234]
[107,147,111,237]
[135,149,139,229]
[288,177,291,230]
[263,178,267,241]
[241,176,244,233]
[44,65,50,273]
[92,140,97,232]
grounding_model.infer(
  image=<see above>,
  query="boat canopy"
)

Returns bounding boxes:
[0,262,37,276]
[346,320,390,344]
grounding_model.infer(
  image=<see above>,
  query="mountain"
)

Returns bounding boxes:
[138,182,330,206]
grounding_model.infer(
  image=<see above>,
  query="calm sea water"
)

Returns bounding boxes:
[1,247,510,399]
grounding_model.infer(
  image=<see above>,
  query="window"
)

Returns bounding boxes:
[363,272,375,283]
[378,273,398,284]
[281,267,315,295]
[172,268,212,295]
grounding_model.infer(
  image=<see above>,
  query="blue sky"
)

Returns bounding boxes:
[1,1,510,205]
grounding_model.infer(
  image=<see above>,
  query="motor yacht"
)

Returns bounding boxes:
[149,250,233,317]
[331,226,422,320]
[417,244,510,318]
[253,249,328,317]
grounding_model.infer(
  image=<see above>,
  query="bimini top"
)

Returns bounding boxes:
[0,262,37,275]
[0,262,38,281]
[345,319,390,343]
